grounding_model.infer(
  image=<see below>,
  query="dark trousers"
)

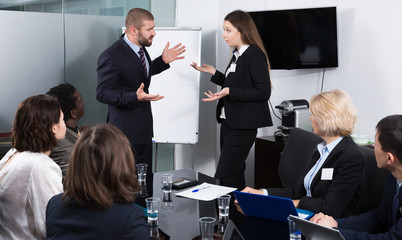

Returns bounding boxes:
[132,142,153,184]
[131,142,152,177]
[215,120,257,190]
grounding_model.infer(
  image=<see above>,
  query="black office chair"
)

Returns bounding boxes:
[277,128,323,188]
[355,146,388,214]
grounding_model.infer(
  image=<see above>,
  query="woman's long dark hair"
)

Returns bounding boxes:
[63,124,138,211]
[225,10,271,71]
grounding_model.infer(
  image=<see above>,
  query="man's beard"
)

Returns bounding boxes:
[138,32,153,47]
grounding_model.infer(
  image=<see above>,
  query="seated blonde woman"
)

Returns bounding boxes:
[237,89,365,218]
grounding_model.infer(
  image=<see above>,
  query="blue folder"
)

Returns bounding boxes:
[233,191,314,222]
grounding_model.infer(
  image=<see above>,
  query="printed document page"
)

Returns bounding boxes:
[175,182,237,201]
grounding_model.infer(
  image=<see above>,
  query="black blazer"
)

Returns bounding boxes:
[267,137,365,218]
[337,173,402,239]
[46,194,149,240]
[211,45,272,129]
[96,36,170,144]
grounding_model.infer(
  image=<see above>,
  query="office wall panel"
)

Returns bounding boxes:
[64,14,124,126]
[0,11,64,132]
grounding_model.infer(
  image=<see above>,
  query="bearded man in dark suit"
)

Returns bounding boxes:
[97,8,185,180]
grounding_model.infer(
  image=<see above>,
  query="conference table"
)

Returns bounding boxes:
[136,169,291,240]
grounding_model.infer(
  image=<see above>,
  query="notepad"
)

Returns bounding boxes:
[233,191,314,222]
[175,183,237,201]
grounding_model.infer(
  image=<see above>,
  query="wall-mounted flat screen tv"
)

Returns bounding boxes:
[248,7,338,70]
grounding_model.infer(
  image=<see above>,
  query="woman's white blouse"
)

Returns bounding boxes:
[0,148,63,239]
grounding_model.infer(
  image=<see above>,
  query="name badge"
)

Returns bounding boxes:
[321,168,334,180]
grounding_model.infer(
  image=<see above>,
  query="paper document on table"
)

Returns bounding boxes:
[175,182,237,201]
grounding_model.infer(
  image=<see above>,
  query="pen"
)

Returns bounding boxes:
[192,186,211,192]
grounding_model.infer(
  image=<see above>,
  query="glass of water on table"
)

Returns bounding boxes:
[146,197,160,238]
[217,194,231,234]
[217,194,231,219]
[161,173,173,193]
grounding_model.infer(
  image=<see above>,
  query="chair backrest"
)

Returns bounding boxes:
[278,128,323,188]
[355,146,388,214]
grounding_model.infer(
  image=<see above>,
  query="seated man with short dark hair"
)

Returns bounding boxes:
[311,114,402,239]
[47,83,85,177]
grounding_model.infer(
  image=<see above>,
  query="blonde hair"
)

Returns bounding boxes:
[310,89,357,137]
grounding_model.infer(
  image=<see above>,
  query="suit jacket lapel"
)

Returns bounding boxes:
[306,150,321,171]
[309,137,348,189]
[304,150,321,191]
[118,38,148,79]
[320,137,349,168]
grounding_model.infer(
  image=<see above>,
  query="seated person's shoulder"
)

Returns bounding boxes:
[340,137,365,159]
[113,202,146,216]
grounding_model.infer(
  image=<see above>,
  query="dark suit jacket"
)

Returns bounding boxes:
[96,36,170,144]
[211,44,272,129]
[46,194,149,240]
[267,137,364,218]
[337,173,402,239]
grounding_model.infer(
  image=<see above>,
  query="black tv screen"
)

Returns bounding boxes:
[248,7,338,70]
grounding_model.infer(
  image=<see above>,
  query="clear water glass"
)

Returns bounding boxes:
[136,163,148,182]
[161,173,173,193]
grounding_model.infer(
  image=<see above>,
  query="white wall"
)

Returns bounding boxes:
[175,0,219,177]
[176,0,402,187]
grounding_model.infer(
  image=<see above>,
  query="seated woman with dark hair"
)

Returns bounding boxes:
[237,89,365,218]
[46,124,149,240]
[0,95,65,239]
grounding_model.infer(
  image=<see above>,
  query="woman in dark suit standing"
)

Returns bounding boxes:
[46,124,149,240]
[238,89,365,218]
[191,10,272,189]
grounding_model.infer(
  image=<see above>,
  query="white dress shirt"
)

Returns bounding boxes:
[220,44,250,119]
[0,148,63,239]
